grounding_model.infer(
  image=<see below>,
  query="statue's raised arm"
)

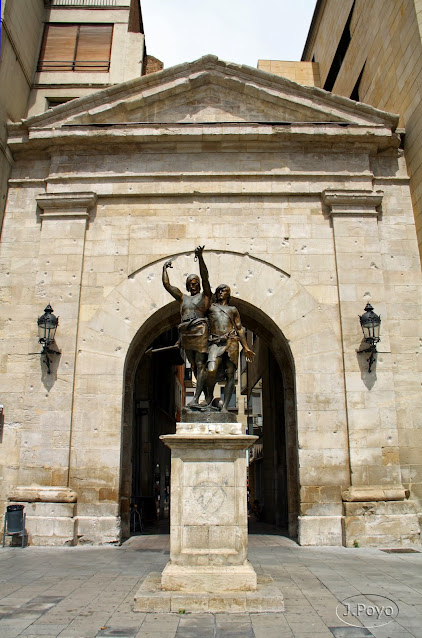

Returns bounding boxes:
[161,249,211,407]
[162,260,183,302]
[195,245,212,302]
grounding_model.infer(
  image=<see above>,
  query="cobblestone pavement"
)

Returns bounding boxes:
[0,532,421,638]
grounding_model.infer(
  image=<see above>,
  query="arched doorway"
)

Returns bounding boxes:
[120,298,298,540]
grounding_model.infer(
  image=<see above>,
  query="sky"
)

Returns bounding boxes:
[140,0,317,70]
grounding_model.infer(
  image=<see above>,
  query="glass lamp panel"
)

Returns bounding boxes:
[372,320,381,340]
[45,320,57,343]
[38,321,47,342]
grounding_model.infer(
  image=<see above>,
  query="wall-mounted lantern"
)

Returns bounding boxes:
[358,302,381,373]
[37,304,59,374]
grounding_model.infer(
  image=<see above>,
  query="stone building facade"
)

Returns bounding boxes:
[0,0,45,229]
[1,55,421,547]
[0,0,148,228]
[302,0,422,262]
[27,0,147,117]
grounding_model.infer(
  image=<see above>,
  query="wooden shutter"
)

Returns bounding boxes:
[38,24,78,71]
[75,25,113,71]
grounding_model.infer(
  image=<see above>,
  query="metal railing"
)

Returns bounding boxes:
[37,60,110,72]
[48,0,118,6]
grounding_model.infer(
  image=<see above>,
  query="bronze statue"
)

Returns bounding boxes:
[162,246,212,406]
[206,284,255,412]
[162,249,254,412]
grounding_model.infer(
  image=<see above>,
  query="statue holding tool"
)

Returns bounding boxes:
[162,246,212,406]
[162,247,254,411]
[206,283,254,413]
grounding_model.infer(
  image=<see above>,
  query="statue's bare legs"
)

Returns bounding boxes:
[206,356,236,412]
[186,350,208,405]
[221,360,236,412]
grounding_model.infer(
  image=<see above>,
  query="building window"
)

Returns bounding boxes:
[37,23,113,72]
[46,97,76,109]
[350,62,366,102]
[323,1,355,92]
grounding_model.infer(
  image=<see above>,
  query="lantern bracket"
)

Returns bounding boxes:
[358,342,378,373]
[39,343,60,374]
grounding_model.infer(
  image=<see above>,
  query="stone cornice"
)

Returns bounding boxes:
[36,192,97,220]
[160,434,258,451]
[32,174,373,199]
[8,122,400,155]
[323,189,383,217]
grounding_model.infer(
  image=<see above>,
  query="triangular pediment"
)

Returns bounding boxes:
[15,56,398,133]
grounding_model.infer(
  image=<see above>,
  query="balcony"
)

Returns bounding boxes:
[47,0,119,7]
[37,60,110,72]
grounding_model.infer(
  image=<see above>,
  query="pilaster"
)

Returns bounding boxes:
[323,189,419,546]
[11,192,97,544]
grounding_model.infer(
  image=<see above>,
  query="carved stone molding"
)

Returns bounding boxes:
[323,189,383,217]
[342,485,406,502]
[9,485,77,503]
[36,192,97,220]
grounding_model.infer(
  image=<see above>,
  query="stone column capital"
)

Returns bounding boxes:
[322,189,383,216]
[36,191,97,220]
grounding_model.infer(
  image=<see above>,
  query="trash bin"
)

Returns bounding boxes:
[2,504,26,548]
[6,505,24,533]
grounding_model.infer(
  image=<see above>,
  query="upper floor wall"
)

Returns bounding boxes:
[28,0,146,116]
[0,0,45,229]
[302,0,422,268]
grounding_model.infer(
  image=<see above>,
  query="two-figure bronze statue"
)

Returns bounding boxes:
[162,246,255,413]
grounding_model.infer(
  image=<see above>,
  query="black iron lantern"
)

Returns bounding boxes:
[37,304,59,373]
[358,303,381,372]
[37,304,58,345]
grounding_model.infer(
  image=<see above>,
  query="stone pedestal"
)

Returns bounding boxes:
[134,421,284,612]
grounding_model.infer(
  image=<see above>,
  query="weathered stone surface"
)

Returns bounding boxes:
[149,425,266,607]
[8,486,77,503]
[342,485,407,502]
[343,500,420,548]
[161,563,257,593]
[298,515,343,546]
[161,431,256,574]
[176,421,243,435]
[133,572,284,613]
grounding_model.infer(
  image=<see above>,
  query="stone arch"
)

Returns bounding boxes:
[73,250,346,543]
[83,249,337,364]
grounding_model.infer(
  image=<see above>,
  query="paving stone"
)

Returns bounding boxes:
[19,625,69,635]
[175,614,215,638]
[97,627,139,637]
[0,537,421,637]
[328,628,374,637]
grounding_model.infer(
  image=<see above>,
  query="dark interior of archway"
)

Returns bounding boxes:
[247,345,289,534]
[130,327,181,534]
[123,301,298,539]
